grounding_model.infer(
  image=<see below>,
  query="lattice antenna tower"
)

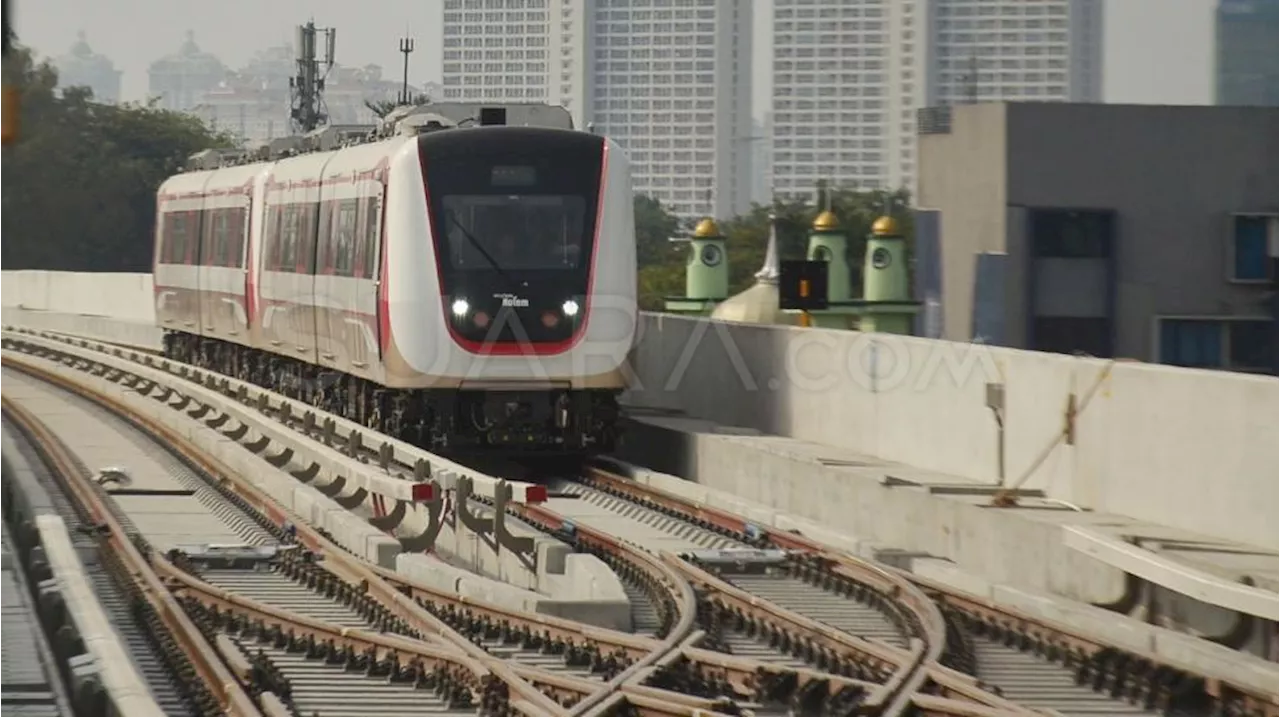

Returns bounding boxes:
[290,20,336,134]
[398,34,416,105]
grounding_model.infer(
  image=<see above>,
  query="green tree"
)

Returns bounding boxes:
[2,43,236,272]
[633,195,684,309]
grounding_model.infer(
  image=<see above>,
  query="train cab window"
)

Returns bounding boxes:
[443,194,586,271]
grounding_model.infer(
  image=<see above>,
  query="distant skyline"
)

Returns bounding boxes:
[15,0,1217,111]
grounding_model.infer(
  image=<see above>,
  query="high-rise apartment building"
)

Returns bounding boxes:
[771,0,1103,201]
[1215,0,1279,107]
[440,0,754,222]
[589,0,754,220]
[440,0,592,128]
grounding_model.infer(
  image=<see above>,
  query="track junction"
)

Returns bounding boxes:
[2,324,1276,717]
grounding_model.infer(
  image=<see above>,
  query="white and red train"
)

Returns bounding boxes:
[152,120,638,456]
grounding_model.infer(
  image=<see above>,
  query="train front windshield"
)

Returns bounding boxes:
[419,127,606,344]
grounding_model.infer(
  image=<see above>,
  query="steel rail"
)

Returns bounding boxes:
[0,393,266,717]
[0,350,570,717]
[2,335,846,717]
[3,328,950,716]
[577,465,1280,716]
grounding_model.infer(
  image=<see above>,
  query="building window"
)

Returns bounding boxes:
[1158,318,1277,374]
[1230,214,1276,283]
[1159,319,1223,369]
[1029,209,1113,258]
[1030,316,1112,358]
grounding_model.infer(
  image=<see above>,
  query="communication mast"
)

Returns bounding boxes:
[290,20,336,134]
[398,34,415,105]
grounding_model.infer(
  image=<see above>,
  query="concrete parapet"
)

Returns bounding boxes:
[625,312,1278,551]
[617,414,1125,605]
[2,271,155,323]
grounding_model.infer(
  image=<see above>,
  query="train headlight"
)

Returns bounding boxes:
[451,298,470,317]
[562,299,580,317]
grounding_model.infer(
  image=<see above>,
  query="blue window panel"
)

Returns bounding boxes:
[1233,216,1270,281]
[1160,319,1223,368]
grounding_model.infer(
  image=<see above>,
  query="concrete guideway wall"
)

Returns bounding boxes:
[4,270,1276,551]
[625,313,1279,551]
[2,270,155,323]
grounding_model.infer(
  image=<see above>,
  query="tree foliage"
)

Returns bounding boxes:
[632,186,915,311]
[2,43,236,272]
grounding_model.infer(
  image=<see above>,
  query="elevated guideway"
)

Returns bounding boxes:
[3,269,1277,657]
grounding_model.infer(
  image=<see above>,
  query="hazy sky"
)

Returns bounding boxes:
[14,0,1218,112]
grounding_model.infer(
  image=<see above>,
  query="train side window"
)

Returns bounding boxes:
[317,200,335,274]
[190,211,201,265]
[158,214,171,264]
[281,205,298,273]
[186,211,200,265]
[171,213,188,265]
[205,209,216,267]
[336,200,358,277]
[296,201,317,274]
[219,210,234,267]
[362,196,380,280]
[233,207,248,269]
[268,205,284,271]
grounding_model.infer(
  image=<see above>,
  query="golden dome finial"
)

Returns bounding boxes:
[813,210,840,232]
[693,217,721,239]
[871,215,900,237]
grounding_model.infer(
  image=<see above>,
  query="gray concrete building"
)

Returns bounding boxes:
[915,102,1277,374]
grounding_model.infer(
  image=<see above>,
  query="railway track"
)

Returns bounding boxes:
[545,480,915,669]
[1,328,934,716]
[3,326,1276,717]
[569,468,1280,717]
[3,410,202,717]
[0,371,625,717]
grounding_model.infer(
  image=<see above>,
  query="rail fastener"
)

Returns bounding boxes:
[1,347,573,717]
[0,394,266,717]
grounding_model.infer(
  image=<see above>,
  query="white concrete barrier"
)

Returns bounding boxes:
[5,271,1275,551]
[627,314,1278,551]
[2,270,155,323]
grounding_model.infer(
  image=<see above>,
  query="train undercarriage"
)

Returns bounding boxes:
[163,332,621,458]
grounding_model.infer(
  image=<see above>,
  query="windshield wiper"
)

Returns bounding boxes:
[445,211,521,289]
